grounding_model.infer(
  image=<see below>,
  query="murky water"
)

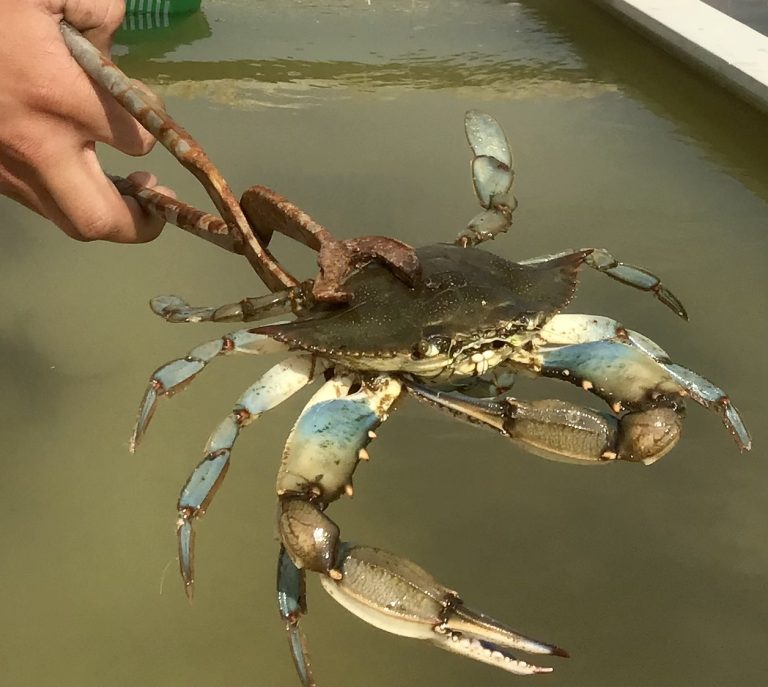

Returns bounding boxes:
[1,2,766,686]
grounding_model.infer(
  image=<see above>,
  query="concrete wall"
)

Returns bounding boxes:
[591,0,768,113]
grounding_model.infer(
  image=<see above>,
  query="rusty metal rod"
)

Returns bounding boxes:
[60,20,299,292]
[108,174,241,254]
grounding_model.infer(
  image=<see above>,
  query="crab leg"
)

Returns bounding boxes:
[274,375,565,681]
[321,542,567,675]
[518,250,688,319]
[537,313,670,357]
[532,314,751,449]
[457,110,517,248]
[277,547,316,687]
[130,330,292,450]
[277,375,402,504]
[273,371,390,683]
[149,288,309,324]
[407,384,683,465]
[517,332,750,451]
[278,498,566,680]
[176,354,326,597]
[275,374,399,684]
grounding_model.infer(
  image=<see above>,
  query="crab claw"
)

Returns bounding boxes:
[320,544,566,675]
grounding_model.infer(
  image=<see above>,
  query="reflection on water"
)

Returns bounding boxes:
[116,8,211,60]
[523,0,768,214]
[115,0,603,96]
[0,2,765,686]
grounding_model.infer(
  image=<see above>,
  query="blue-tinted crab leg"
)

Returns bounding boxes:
[177,354,327,597]
[406,384,682,465]
[537,313,669,358]
[586,249,688,319]
[277,547,316,687]
[457,206,516,248]
[149,287,309,324]
[130,331,290,451]
[518,250,688,319]
[535,314,750,449]
[274,374,401,685]
[277,375,403,504]
[458,111,517,248]
[525,338,751,451]
[275,375,565,678]
[663,362,751,451]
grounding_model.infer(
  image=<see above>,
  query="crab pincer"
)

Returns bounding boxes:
[322,544,568,675]
[274,376,566,679]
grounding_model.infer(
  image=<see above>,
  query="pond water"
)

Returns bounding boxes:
[705,0,768,35]
[0,1,766,686]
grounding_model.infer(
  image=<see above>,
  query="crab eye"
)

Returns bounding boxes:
[415,339,440,358]
[414,336,449,359]
[515,313,539,330]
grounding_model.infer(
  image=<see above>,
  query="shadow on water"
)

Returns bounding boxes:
[521,0,768,203]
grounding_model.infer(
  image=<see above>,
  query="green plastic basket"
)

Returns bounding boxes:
[124,0,201,17]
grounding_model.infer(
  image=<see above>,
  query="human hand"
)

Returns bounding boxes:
[0,0,173,242]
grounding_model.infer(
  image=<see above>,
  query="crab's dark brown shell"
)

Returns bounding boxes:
[254,244,588,362]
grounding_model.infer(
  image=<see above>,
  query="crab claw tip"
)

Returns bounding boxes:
[531,666,555,674]
[128,434,139,453]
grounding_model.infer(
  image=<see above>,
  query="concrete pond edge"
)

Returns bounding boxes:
[590,0,768,113]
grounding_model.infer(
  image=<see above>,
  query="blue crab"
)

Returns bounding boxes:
[129,112,749,683]
[61,24,751,686]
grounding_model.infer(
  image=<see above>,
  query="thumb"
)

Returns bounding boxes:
[59,0,126,53]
